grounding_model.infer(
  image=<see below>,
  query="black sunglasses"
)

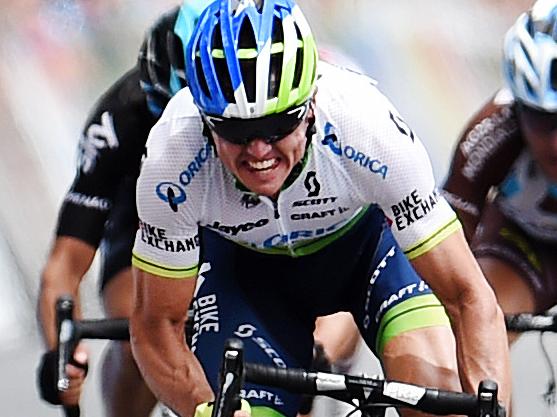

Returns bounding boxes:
[203,101,311,145]
[517,102,557,132]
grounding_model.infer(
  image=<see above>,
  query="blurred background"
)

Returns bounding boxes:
[0,0,553,416]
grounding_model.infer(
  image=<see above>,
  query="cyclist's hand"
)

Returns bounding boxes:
[37,343,89,405]
[194,399,251,417]
[298,342,331,415]
[60,344,89,405]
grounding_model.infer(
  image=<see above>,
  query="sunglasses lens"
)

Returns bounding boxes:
[205,102,310,145]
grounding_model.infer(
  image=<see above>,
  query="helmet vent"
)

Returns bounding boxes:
[269,50,283,98]
[211,21,235,104]
[292,24,304,90]
[195,56,211,99]
[268,16,285,98]
[525,77,535,97]
[520,38,535,68]
[238,18,258,101]
[527,15,536,36]
[551,59,557,90]
[239,17,257,48]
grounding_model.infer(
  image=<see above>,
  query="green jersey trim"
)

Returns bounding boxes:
[376,294,450,354]
[235,206,369,257]
[132,252,198,279]
[403,216,461,260]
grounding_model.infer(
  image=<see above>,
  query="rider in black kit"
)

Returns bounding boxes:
[35,4,207,416]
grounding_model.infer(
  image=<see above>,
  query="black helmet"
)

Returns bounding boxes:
[138,1,214,116]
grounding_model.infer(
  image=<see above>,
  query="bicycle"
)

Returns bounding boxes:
[210,338,505,417]
[505,312,557,417]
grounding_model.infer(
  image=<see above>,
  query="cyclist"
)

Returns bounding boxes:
[129,1,511,417]
[35,2,212,416]
[36,1,354,413]
[443,0,557,344]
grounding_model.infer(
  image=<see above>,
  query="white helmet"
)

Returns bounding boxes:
[503,0,557,111]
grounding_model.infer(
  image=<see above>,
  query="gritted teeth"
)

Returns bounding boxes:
[247,158,277,170]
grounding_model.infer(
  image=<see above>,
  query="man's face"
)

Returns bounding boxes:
[212,114,311,198]
[518,104,557,182]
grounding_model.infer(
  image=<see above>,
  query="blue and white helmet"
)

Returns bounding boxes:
[504,0,557,111]
[185,0,318,118]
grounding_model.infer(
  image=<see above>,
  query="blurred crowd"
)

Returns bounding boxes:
[0,0,536,344]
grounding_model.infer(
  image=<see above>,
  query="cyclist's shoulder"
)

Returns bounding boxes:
[82,66,156,138]
[144,88,208,166]
[150,87,203,138]
[89,67,148,115]
[315,64,420,156]
[458,88,520,145]
[315,62,397,133]
[159,86,199,119]
[316,60,380,101]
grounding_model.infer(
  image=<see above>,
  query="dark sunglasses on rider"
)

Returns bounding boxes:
[517,102,557,132]
[203,101,311,145]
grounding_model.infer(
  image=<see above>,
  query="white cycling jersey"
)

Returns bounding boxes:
[132,63,459,278]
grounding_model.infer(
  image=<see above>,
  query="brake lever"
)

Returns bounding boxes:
[477,380,504,417]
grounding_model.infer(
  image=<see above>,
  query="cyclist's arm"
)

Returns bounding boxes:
[38,237,96,348]
[410,230,511,409]
[37,237,93,406]
[131,267,214,417]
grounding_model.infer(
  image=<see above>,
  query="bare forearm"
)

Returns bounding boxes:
[411,231,511,408]
[38,277,81,349]
[37,237,96,348]
[131,317,213,416]
[446,290,511,407]
[38,262,85,348]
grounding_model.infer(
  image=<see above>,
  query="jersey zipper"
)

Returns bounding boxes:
[260,195,297,256]
[272,199,280,219]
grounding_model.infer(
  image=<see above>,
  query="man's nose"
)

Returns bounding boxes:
[245,138,272,157]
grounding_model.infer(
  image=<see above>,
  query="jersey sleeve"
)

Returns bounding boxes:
[373,113,459,259]
[56,67,155,247]
[337,80,460,259]
[132,94,210,279]
[442,94,523,240]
